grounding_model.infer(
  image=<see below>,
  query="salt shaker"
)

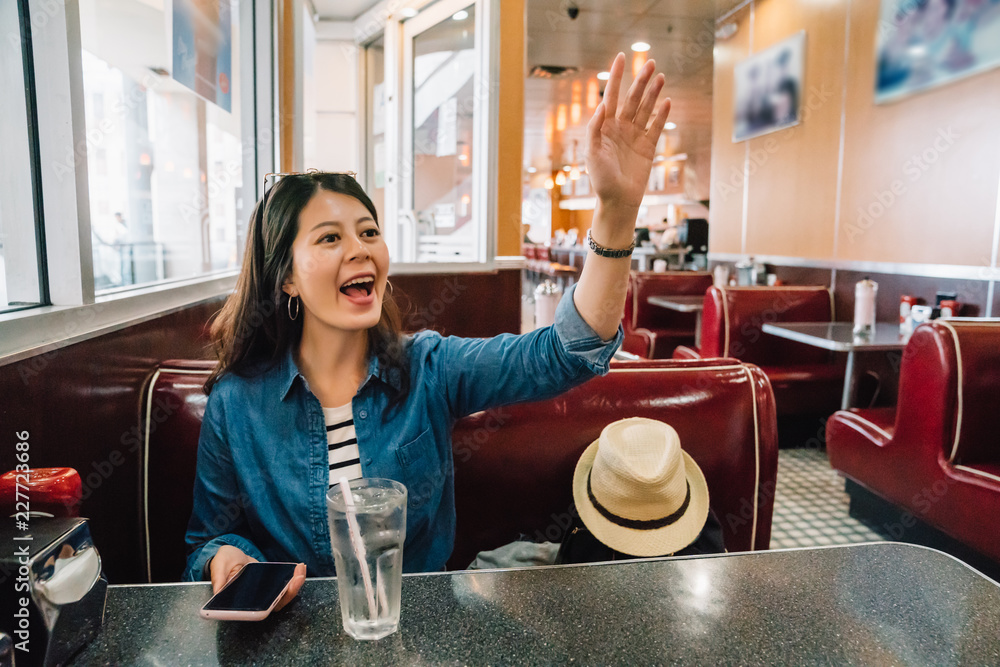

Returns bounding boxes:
[534,280,563,329]
[853,278,878,337]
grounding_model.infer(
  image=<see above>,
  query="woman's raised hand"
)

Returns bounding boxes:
[586,53,671,215]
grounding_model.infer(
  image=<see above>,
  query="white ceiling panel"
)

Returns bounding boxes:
[524,0,715,176]
[312,0,382,21]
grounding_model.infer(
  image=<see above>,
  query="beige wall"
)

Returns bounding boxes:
[711,0,1000,271]
[497,0,525,257]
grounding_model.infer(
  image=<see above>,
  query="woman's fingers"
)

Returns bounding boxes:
[646,97,673,140]
[274,562,308,612]
[633,72,665,131]
[601,53,626,119]
[620,58,656,123]
[209,545,256,593]
[587,102,606,146]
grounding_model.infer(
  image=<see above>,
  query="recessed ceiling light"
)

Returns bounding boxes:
[665,121,677,130]
[631,41,651,53]
[400,7,418,17]
[452,9,469,20]
[527,166,537,173]
[562,165,572,172]
[597,71,610,81]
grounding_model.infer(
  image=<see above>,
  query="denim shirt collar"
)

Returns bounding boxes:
[277,341,403,401]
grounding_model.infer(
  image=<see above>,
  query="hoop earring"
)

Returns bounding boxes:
[287,295,300,320]
[386,280,394,297]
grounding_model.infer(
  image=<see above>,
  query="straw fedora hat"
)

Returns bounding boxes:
[572,417,710,557]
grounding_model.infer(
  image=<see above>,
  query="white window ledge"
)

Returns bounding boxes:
[0,257,527,367]
[0,272,239,367]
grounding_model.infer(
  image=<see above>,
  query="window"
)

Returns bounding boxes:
[364,34,386,221]
[79,0,246,293]
[0,0,46,313]
[402,2,482,264]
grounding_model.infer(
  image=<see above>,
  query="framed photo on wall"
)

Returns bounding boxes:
[876,0,1000,103]
[733,31,805,142]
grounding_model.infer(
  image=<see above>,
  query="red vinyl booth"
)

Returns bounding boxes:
[826,319,1000,564]
[622,271,714,359]
[673,286,844,416]
[139,358,777,582]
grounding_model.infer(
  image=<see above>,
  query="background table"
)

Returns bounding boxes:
[632,246,686,271]
[762,322,908,409]
[647,294,705,347]
[71,543,1000,665]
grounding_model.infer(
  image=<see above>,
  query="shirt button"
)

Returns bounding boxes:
[359,410,368,419]
[365,458,373,466]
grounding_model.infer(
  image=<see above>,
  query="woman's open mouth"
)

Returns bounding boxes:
[339,275,376,305]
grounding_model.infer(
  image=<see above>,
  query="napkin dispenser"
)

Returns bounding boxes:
[0,518,107,666]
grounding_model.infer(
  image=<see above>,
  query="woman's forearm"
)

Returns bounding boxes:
[572,201,639,341]
[568,53,670,343]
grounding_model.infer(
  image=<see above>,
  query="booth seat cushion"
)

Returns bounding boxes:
[676,286,844,416]
[142,358,778,581]
[450,357,778,568]
[622,271,713,359]
[141,360,215,584]
[760,363,847,417]
[826,408,896,447]
[826,320,1000,563]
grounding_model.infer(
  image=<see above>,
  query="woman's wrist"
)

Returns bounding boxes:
[591,201,640,250]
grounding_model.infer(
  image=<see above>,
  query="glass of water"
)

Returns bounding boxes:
[327,478,407,640]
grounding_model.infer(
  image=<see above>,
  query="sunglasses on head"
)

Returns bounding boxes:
[262,170,358,194]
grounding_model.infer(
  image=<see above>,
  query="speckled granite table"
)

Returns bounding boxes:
[71,543,1000,666]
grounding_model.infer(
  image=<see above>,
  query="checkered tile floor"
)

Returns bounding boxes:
[769,447,887,550]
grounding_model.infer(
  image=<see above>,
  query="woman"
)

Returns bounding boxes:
[184,53,672,611]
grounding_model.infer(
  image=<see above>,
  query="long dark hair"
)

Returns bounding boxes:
[205,172,410,411]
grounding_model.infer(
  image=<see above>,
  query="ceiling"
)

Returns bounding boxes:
[525,0,730,195]
[312,0,744,197]
[312,0,382,21]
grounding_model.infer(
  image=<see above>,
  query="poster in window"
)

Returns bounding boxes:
[172,0,233,112]
[876,0,1000,103]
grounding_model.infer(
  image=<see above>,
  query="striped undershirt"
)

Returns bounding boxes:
[323,403,362,487]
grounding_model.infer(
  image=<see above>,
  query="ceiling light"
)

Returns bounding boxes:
[562,165,571,172]
[555,171,567,186]
[597,71,610,81]
[452,9,468,20]
[570,167,581,180]
[665,121,677,130]
[715,22,737,40]
[400,7,418,17]
[544,177,554,190]
[631,41,650,53]
[527,166,537,173]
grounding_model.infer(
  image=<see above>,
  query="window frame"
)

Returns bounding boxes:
[0,0,274,364]
[355,0,501,275]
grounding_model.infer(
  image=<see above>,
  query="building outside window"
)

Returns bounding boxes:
[80,0,246,293]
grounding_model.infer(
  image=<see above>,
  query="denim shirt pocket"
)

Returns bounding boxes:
[394,427,440,516]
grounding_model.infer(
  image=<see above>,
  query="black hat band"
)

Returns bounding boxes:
[586,471,691,530]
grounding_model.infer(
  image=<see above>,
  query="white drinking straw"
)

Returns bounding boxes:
[338,477,377,620]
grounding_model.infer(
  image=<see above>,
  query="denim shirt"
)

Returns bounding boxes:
[183,283,623,580]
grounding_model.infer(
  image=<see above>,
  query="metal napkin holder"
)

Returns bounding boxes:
[0,518,107,666]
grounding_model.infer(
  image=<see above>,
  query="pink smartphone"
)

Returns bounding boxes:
[199,562,298,621]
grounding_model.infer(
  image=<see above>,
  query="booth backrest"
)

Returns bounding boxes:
[894,320,1000,467]
[449,357,778,568]
[141,358,778,581]
[141,360,215,584]
[700,286,834,366]
[624,271,714,335]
